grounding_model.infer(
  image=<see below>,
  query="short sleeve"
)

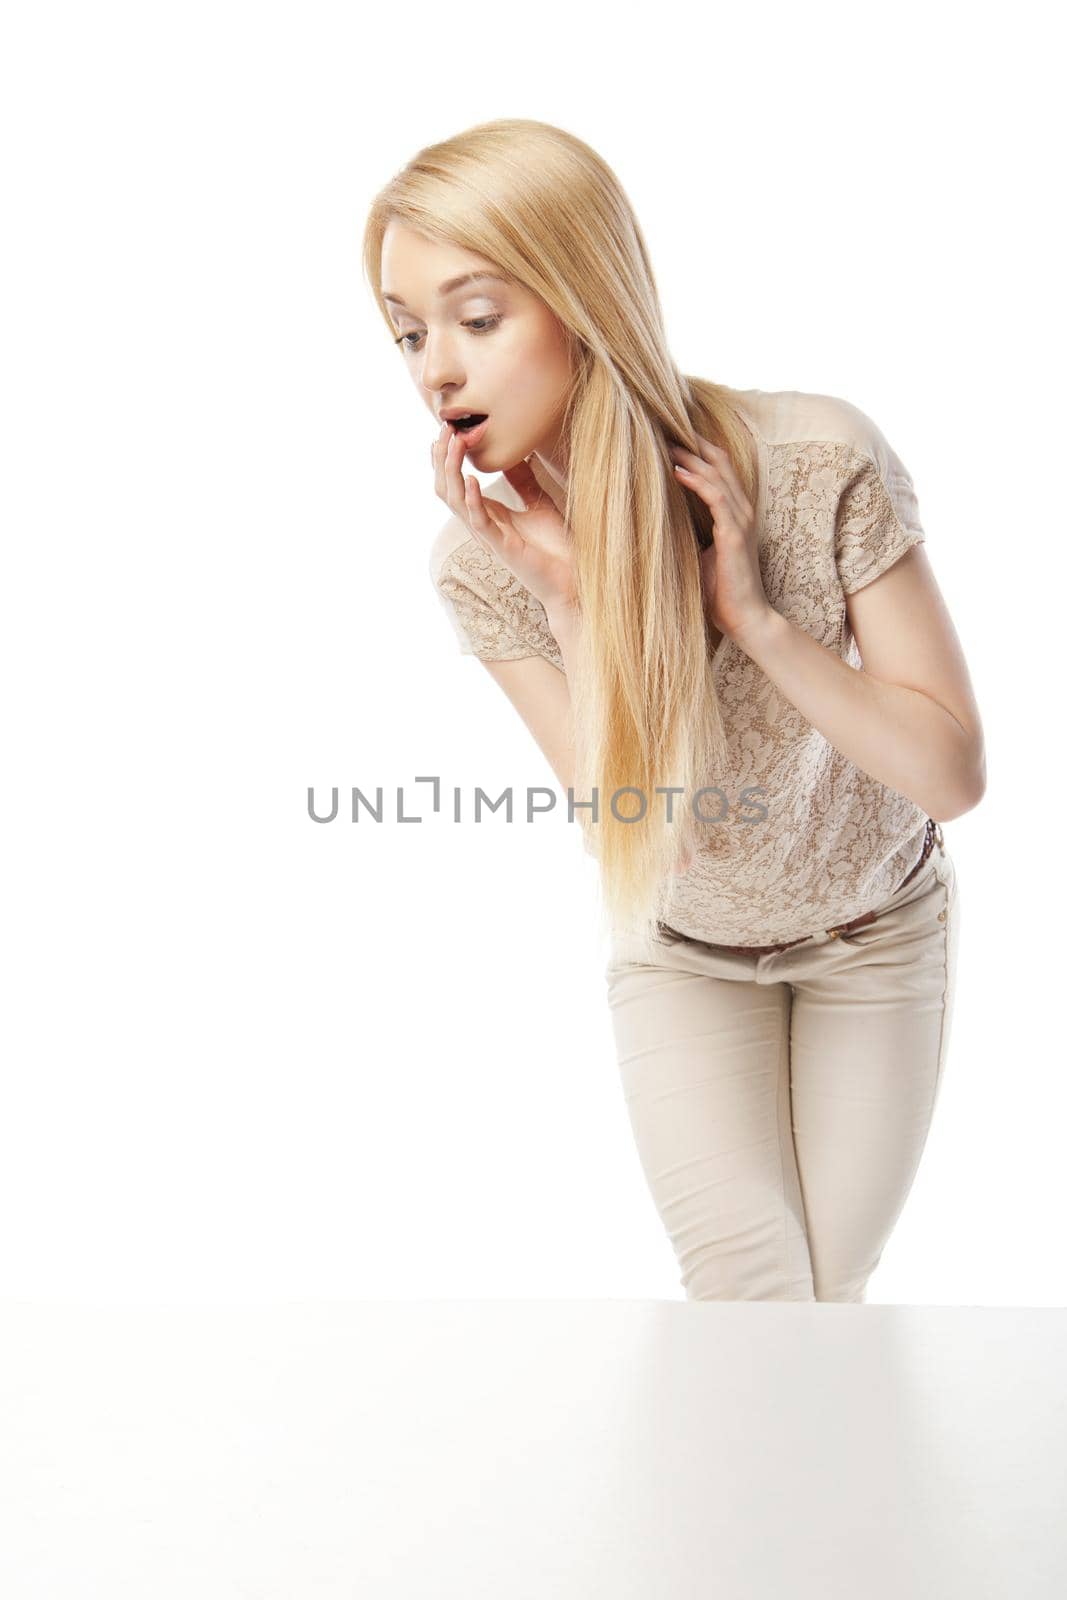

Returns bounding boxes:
[834,424,926,596]
[429,521,564,669]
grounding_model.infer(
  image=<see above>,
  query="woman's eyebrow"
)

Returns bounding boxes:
[382,271,510,309]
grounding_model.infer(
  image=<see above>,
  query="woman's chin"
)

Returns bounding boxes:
[477,444,522,474]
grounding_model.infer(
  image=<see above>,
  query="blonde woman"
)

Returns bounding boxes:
[363,120,985,1305]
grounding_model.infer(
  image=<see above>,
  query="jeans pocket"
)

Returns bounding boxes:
[932,846,957,898]
[837,851,952,948]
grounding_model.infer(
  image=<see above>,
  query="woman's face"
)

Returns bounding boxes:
[379,221,574,476]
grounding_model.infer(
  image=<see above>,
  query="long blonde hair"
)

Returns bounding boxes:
[363,118,759,950]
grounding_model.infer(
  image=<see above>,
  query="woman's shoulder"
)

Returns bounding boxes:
[733,387,898,468]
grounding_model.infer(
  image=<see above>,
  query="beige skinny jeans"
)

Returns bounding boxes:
[604,840,960,1303]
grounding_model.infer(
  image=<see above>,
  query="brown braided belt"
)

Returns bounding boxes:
[658,817,945,958]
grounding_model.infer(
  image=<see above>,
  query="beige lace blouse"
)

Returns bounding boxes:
[429,388,932,945]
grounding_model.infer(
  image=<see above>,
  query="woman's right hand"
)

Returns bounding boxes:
[433,421,577,618]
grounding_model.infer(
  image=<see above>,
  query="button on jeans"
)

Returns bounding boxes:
[604,844,960,1303]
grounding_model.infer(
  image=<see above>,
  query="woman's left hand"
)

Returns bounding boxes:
[669,438,774,649]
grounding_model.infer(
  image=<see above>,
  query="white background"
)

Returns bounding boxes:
[2,0,1061,1306]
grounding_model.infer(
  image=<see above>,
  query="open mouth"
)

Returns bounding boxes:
[445,413,491,449]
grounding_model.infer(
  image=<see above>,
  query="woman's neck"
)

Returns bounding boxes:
[529,450,568,512]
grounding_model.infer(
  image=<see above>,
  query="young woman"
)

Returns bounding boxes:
[363,119,986,1305]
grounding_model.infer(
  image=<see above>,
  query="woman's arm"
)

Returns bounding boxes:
[479,601,581,796]
[734,546,986,821]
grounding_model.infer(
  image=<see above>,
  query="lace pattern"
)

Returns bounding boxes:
[835,452,925,595]
[434,539,565,670]
[429,393,931,944]
[656,433,928,943]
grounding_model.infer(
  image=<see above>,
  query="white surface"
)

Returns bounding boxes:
[0,1299,1063,1597]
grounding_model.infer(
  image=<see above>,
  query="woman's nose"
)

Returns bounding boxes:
[419,340,464,395]
[422,364,465,397]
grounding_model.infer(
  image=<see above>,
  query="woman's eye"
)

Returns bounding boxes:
[393,315,502,351]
